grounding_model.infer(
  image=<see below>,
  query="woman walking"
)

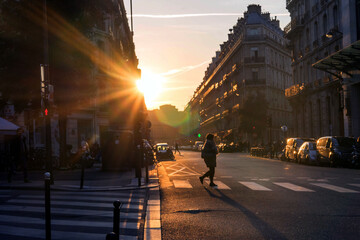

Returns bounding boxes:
[199,133,218,187]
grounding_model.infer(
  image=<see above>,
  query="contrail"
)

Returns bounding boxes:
[129,13,289,19]
[161,60,210,78]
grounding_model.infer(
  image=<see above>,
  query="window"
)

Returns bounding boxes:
[322,14,327,34]
[252,68,259,80]
[333,6,338,27]
[306,28,310,43]
[250,47,259,58]
[314,21,318,38]
[247,28,259,35]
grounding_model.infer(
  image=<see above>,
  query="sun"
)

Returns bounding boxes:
[136,70,165,109]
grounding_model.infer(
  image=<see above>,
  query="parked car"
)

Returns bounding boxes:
[297,141,317,164]
[155,143,175,160]
[193,141,204,151]
[284,138,314,162]
[316,136,355,167]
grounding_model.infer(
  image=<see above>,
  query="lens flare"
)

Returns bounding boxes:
[136,70,164,109]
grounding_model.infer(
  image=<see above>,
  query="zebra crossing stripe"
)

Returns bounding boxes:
[173,180,192,188]
[0,195,11,198]
[0,214,140,229]
[204,180,231,190]
[8,199,144,210]
[0,205,142,219]
[0,225,138,240]
[311,183,359,193]
[18,195,144,203]
[274,182,314,192]
[238,182,272,191]
[348,184,360,188]
[50,191,146,198]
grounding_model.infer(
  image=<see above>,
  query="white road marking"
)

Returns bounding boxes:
[239,181,272,191]
[274,182,314,192]
[204,180,231,190]
[18,195,144,203]
[173,180,193,188]
[348,183,360,188]
[8,199,143,210]
[0,205,141,219]
[168,167,186,176]
[0,225,137,240]
[311,183,359,193]
[0,214,139,229]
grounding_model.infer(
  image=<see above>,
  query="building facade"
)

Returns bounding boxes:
[285,0,360,138]
[187,5,292,145]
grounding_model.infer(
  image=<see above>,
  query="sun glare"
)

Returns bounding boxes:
[136,70,164,109]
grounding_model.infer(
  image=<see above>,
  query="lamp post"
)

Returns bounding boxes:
[42,0,53,183]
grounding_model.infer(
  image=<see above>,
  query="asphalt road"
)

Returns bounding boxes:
[158,150,360,240]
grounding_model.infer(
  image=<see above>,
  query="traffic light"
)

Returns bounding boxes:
[197,133,201,138]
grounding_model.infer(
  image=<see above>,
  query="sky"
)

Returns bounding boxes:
[124,1,290,111]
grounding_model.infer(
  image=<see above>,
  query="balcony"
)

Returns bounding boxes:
[284,17,304,39]
[285,84,305,98]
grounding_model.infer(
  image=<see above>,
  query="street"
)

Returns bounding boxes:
[0,187,146,240]
[159,151,360,240]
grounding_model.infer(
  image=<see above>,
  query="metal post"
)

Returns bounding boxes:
[42,0,53,184]
[130,0,133,34]
[145,152,149,184]
[80,158,84,189]
[44,172,51,240]
[113,200,122,239]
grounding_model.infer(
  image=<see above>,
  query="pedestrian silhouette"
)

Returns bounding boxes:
[199,133,218,187]
[174,142,181,155]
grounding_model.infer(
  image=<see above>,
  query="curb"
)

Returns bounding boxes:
[144,165,162,240]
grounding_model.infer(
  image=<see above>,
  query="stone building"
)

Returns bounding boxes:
[285,0,360,138]
[0,0,141,167]
[187,5,292,145]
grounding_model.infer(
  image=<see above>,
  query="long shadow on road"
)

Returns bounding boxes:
[204,187,288,240]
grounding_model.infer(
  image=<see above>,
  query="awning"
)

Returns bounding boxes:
[312,40,360,79]
[0,117,20,135]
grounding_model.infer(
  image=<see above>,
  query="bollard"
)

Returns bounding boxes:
[113,200,122,239]
[44,172,51,240]
[145,153,149,184]
[106,232,117,240]
[80,155,85,189]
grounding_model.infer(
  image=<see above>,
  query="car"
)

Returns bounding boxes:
[155,143,175,160]
[284,138,315,162]
[193,141,204,151]
[297,141,317,164]
[316,136,355,167]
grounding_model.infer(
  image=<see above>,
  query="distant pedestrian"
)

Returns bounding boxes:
[174,142,181,155]
[199,133,218,187]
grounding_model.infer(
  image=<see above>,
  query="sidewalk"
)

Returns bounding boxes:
[0,163,159,191]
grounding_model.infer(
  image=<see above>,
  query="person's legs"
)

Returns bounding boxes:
[199,167,211,184]
[209,167,215,184]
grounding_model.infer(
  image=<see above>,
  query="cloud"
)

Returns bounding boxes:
[160,60,210,78]
[129,13,289,19]
[130,13,242,18]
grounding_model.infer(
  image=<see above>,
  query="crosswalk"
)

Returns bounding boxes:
[0,189,146,240]
[170,179,360,193]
